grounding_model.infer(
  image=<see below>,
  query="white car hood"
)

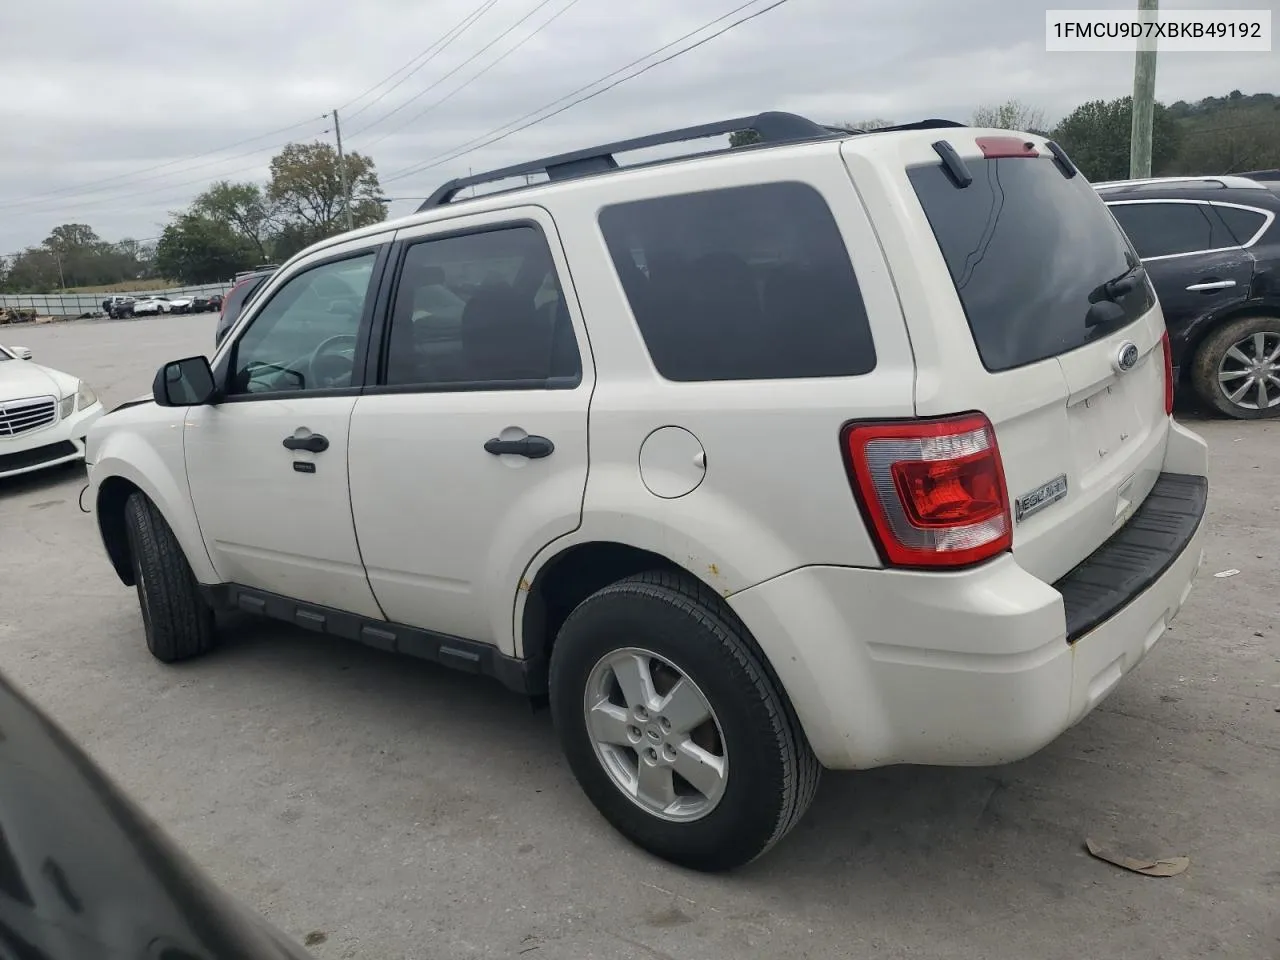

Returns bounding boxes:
[0,360,74,401]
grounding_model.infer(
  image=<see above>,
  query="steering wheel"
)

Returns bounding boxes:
[307,334,358,389]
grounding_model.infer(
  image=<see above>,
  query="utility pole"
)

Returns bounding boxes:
[332,108,354,232]
[1129,0,1158,179]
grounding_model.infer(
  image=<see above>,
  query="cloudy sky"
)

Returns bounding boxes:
[0,0,1273,255]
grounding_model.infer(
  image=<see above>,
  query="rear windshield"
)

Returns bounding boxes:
[908,156,1154,372]
[226,275,268,318]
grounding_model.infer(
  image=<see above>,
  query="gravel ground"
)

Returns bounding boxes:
[1,314,1277,960]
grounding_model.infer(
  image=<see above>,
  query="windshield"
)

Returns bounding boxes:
[908,155,1155,372]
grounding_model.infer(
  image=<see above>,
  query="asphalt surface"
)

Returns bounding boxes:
[1,314,1277,960]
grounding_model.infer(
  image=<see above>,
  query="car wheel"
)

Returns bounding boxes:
[1191,315,1280,419]
[123,492,216,663]
[549,570,820,872]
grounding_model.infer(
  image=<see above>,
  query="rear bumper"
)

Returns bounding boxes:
[728,419,1209,770]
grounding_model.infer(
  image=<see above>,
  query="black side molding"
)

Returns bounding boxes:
[199,584,546,695]
[1054,473,1207,643]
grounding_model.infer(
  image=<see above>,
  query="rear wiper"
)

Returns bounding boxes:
[1089,263,1146,304]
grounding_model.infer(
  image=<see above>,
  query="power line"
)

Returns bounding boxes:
[0,115,325,213]
[384,0,789,185]
[347,0,559,141]
[339,0,502,124]
[0,1,498,215]
[357,0,584,152]
[383,0,761,182]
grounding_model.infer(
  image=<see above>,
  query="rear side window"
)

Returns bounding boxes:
[598,182,876,382]
[909,157,1155,373]
[1107,202,1235,258]
[1213,204,1270,246]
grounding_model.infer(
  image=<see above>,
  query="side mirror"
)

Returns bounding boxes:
[10,346,32,360]
[153,356,217,407]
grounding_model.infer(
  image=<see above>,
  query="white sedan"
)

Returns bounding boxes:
[131,296,173,315]
[0,344,105,480]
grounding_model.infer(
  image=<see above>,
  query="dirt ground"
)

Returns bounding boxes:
[1,314,1277,960]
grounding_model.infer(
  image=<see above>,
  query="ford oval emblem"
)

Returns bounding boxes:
[1114,341,1140,373]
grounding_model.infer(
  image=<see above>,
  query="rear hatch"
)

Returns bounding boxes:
[842,131,1173,584]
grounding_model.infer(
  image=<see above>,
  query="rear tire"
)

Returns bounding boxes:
[1190,315,1280,419]
[549,570,820,872]
[123,492,216,662]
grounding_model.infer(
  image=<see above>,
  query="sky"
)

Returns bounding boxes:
[0,0,1274,256]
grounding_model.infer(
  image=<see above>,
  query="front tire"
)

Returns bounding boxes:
[123,492,216,662]
[1190,315,1280,419]
[549,570,820,872]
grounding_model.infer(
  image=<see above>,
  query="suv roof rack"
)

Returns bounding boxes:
[418,111,836,210]
[416,112,969,211]
[1093,174,1264,191]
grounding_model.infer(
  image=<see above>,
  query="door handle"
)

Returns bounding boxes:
[1185,279,1237,292]
[484,435,554,459]
[282,433,329,453]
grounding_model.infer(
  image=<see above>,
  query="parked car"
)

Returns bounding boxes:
[214,268,276,346]
[208,292,225,312]
[85,112,1208,872]
[0,342,104,479]
[168,295,197,314]
[131,296,173,316]
[0,665,317,960]
[102,295,135,319]
[1096,174,1280,418]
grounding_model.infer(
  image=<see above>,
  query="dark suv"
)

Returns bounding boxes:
[214,268,276,347]
[1096,175,1280,419]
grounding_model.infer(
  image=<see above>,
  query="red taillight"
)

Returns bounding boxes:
[1160,330,1174,416]
[843,413,1012,569]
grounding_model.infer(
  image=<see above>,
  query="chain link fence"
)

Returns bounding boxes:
[0,281,235,319]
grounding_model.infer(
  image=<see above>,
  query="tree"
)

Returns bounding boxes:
[193,181,275,261]
[155,213,257,284]
[971,99,1048,134]
[841,118,896,131]
[1165,102,1280,175]
[1052,96,1183,181]
[729,129,762,148]
[266,142,386,244]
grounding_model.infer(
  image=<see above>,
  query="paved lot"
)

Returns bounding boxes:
[1,314,1277,960]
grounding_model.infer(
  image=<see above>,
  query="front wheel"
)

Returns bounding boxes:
[549,571,820,872]
[1190,316,1280,419]
[123,492,216,662]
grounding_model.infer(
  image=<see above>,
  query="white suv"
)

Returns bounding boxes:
[85,112,1209,872]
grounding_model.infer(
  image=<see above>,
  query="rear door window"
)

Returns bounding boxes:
[908,157,1155,373]
[1212,204,1270,246]
[598,182,876,382]
[1107,201,1236,259]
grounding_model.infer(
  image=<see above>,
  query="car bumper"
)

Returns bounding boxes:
[0,402,105,480]
[728,419,1210,770]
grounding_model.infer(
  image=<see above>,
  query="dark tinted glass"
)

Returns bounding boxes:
[909,158,1154,372]
[1108,202,1234,258]
[1213,204,1269,245]
[383,226,580,387]
[598,182,876,382]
